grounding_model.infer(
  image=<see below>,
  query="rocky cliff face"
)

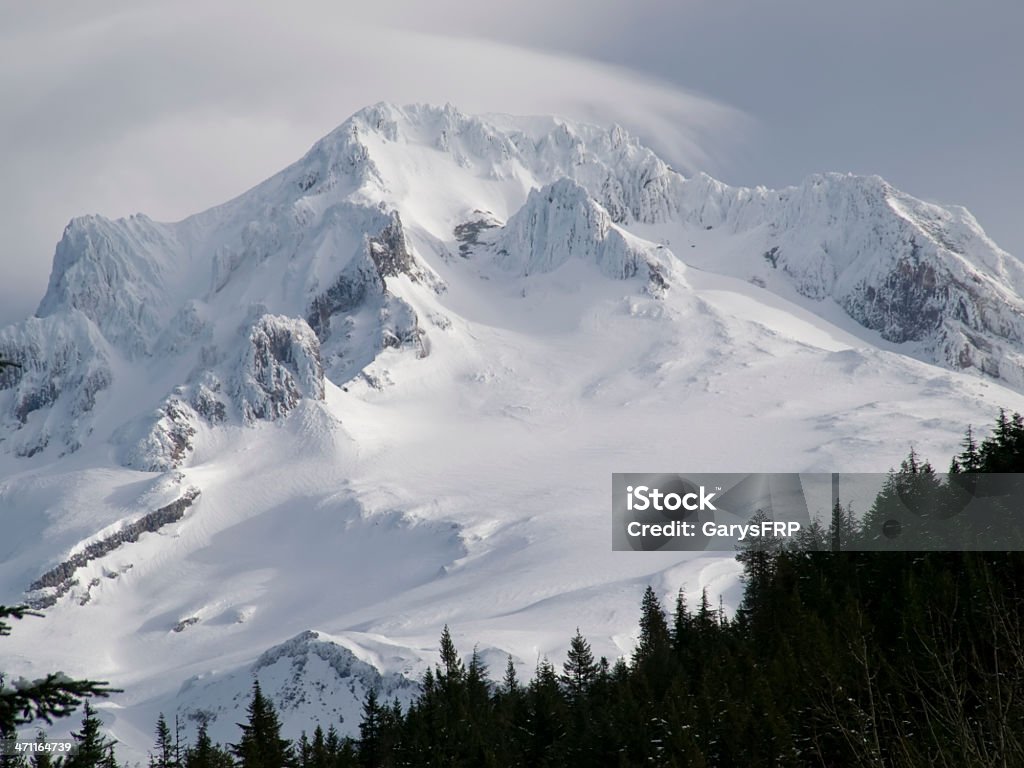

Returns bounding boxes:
[490,178,668,291]
[0,312,113,458]
[234,314,326,423]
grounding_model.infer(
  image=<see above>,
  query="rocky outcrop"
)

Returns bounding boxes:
[26,488,201,608]
[307,209,421,342]
[307,245,386,343]
[121,314,325,471]
[232,315,325,424]
[492,178,668,292]
[0,312,113,458]
[173,629,420,744]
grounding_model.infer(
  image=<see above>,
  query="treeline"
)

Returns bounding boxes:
[18,411,1024,766]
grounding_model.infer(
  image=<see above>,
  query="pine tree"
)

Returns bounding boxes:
[436,625,464,690]
[417,625,470,764]
[65,702,117,768]
[523,658,566,763]
[671,587,691,651]
[185,722,233,768]
[466,646,490,710]
[150,713,177,768]
[829,500,858,551]
[791,517,828,552]
[978,409,1024,471]
[950,425,982,473]
[736,509,787,628]
[633,586,670,666]
[560,629,598,702]
[296,732,311,768]
[307,726,329,768]
[230,682,293,768]
[356,689,384,768]
[325,725,357,768]
[501,656,519,695]
[419,666,434,698]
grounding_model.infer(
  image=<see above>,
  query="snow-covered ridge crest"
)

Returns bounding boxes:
[4,101,1024,465]
[675,171,1024,386]
[174,630,419,748]
[333,102,687,225]
[37,214,184,359]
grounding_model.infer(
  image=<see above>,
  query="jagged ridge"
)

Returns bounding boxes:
[3,102,1024,469]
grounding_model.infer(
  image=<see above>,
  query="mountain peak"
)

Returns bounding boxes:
[3,103,1024,465]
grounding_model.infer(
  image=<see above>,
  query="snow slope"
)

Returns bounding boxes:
[2,102,1024,758]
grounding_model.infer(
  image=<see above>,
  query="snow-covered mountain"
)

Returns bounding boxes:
[2,102,1024,757]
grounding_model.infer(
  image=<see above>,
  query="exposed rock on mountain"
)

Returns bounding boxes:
[491,178,668,291]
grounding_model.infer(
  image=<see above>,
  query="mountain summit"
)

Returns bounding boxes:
[3,103,1022,464]
[2,102,1023,462]
[2,103,1023,756]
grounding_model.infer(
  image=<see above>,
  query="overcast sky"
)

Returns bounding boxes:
[1,1,1021,329]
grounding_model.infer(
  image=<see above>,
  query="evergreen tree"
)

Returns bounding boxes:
[522,658,566,764]
[356,690,381,768]
[500,656,519,695]
[150,713,177,768]
[829,500,858,551]
[307,726,329,768]
[978,409,1024,471]
[695,588,718,634]
[465,646,490,711]
[324,725,356,768]
[436,625,464,690]
[791,517,828,552]
[185,722,233,768]
[560,629,597,702]
[632,586,670,666]
[736,509,786,628]
[230,682,293,768]
[65,702,117,768]
[296,732,311,768]
[671,587,692,652]
[950,424,982,473]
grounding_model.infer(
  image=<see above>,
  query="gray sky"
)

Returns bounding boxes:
[1,1,1021,329]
